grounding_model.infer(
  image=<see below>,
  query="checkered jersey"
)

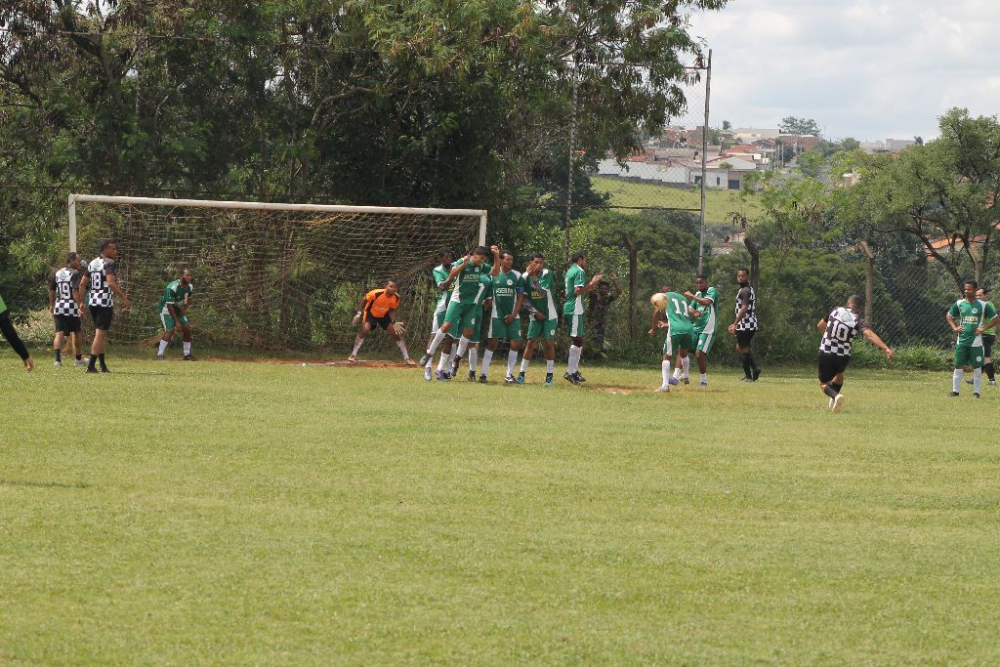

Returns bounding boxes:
[734,284,758,331]
[87,256,117,308]
[51,267,82,317]
[819,306,868,357]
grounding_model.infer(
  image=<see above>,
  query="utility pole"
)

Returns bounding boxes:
[697,49,713,275]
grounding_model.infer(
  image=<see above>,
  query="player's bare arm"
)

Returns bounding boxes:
[946,311,961,333]
[863,329,895,359]
[506,292,524,324]
[106,273,131,309]
[975,315,999,336]
[729,302,749,335]
[685,290,715,307]
[817,317,827,333]
[490,246,501,276]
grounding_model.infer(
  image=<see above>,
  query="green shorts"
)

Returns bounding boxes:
[526,317,558,341]
[565,313,585,337]
[955,345,985,368]
[445,301,480,336]
[695,329,716,355]
[663,331,694,357]
[488,316,522,342]
[161,311,189,331]
[431,307,448,334]
[469,311,484,344]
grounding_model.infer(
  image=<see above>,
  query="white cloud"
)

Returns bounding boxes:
[688,0,1000,140]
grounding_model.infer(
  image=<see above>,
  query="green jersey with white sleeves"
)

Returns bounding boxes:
[449,258,492,304]
[158,279,193,316]
[522,269,558,319]
[692,286,718,333]
[948,298,997,347]
[432,264,452,316]
[491,270,521,318]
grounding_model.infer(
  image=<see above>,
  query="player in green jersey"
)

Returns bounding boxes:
[450,272,493,381]
[0,292,34,371]
[156,268,195,360]
[562,252,603,386]
[481,248,524,383]
[517,252,559,386]
[649,286,694,393]
[684,274,719,387]
[421,248,456,380]
[947,279,999,398]
[422,246,492,381]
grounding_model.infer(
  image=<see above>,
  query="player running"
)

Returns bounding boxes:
[650,288,694,393]
[946,279,998,398]
[563,252,603,385]
[482,248,524,383]
[0,293,34,371]
[348,280,415,364]
[78,240,131,373]
[48,252,86,367]
[684,274,718,387]
[728,267,761,382]
[517,252,558,386]
[817,295,894,412]
[421,248,456,380]
[156,268,195,360]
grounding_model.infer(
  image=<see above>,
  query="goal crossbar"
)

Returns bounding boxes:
[68,193,488,252]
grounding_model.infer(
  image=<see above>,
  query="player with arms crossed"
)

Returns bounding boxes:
[563,252,603,385]
[49,252,86,367]
[728,267,761,382]
[78,240,131,373]
[683,275,718,387]
[421,249,456,381]
[650,288,694,393]
[0,293,34,371]
[517,252,559,386]
[482,247,524,383]
[817,295,894,412]
[946,279,999,398]
[348,280,415,364]
[156,268,195,360]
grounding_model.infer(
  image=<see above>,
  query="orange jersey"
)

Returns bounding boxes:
[364,288,400,318]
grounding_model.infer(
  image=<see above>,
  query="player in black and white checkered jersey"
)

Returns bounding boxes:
[817,295,894,412]
[78,240,131,373]
[48,252,86,367]
[727,267,761,382]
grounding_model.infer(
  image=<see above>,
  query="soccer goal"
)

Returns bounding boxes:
[68,194,487,352]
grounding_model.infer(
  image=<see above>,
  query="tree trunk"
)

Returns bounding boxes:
[744,236,760,287]
[623,233,638,343]
[859,241,875,324]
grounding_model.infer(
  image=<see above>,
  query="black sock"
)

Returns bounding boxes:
[740,353,752,378]
[76,355,82,360]
[750,355,761,375]
[54,349,61,362]
[830,382,843,393]
[88,355,97,369]
[823,385,839,399]
[986,362,996,382]
[98,353,107,369]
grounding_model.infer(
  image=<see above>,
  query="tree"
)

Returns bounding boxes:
[779,116,821,137]
[722,120,732,131]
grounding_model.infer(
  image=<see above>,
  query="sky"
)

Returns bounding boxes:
[687,0,1000,141]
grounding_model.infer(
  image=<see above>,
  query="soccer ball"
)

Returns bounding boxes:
[650,292,668,310]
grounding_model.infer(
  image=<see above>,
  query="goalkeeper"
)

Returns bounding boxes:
[348,280,416,365]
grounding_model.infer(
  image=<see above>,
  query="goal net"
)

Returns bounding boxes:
[68,194,486,354]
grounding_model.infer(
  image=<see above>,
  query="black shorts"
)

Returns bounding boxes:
[735,328,756,348]
[53,314,81,335]
[983,334,995,358]
[89,306,114,331]
[818,353,851,384]
[364,312,392,330]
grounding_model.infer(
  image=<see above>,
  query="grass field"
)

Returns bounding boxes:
[2,357,999,665]
[592,176,757,224]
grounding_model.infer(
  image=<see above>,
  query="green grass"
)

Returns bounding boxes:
[2,358,999,665]
[592,176,757,224]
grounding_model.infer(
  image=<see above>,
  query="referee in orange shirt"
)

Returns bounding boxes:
[348,280,416,364]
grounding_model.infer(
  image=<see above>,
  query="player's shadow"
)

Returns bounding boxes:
[0,478,90,490]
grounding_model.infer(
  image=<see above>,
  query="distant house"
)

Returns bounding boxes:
[697,156,759,190]
[712,230,748,256]
[734,128,780,142]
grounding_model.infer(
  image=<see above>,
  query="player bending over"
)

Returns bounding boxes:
[817,295,894,412]
[683,275,718,387]
[482,248,524,383]
[348,280,415,365]
[421,248,456,381]
[0,293,34,371]
[650,287,694,393]
[78,240,131,373]
[156,268,196,360]
[517,253,559,386]
[946,279,998,398]
[562,251,603,385]
[49,252,86,367]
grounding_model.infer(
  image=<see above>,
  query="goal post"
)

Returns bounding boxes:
[67,193,488,353]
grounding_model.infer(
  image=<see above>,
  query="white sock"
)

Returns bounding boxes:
[481,350,494,377]
[673,367,682,379]
[974,368,983,393]
[546,360,554,374]
[158,340,169,355]
[507,350,519,376]
[396,339,409,359]
[469,347,478,373]
[183,341,191,356]
[567,345,582,374]
[520,357,530,373]
[661,360,671,387]
[426,331,447,356]
[953,369,963,393]
[700,373,708,383]
[682,356,690,379]
[351,338,363,356]
[456,336,470,360]
[437,346,452,371]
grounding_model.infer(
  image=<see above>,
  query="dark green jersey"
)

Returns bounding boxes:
[522,269,558,320]
[949,298,997,347]
[692,286,718,333]
[663,291,694,336]
[449,258,492,304]
[563,263,586,316]
[491,270,521,318]
[158,279,193,316]
[475,274,493,306]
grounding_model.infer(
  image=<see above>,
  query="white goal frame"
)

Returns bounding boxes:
[67,193,488,253]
